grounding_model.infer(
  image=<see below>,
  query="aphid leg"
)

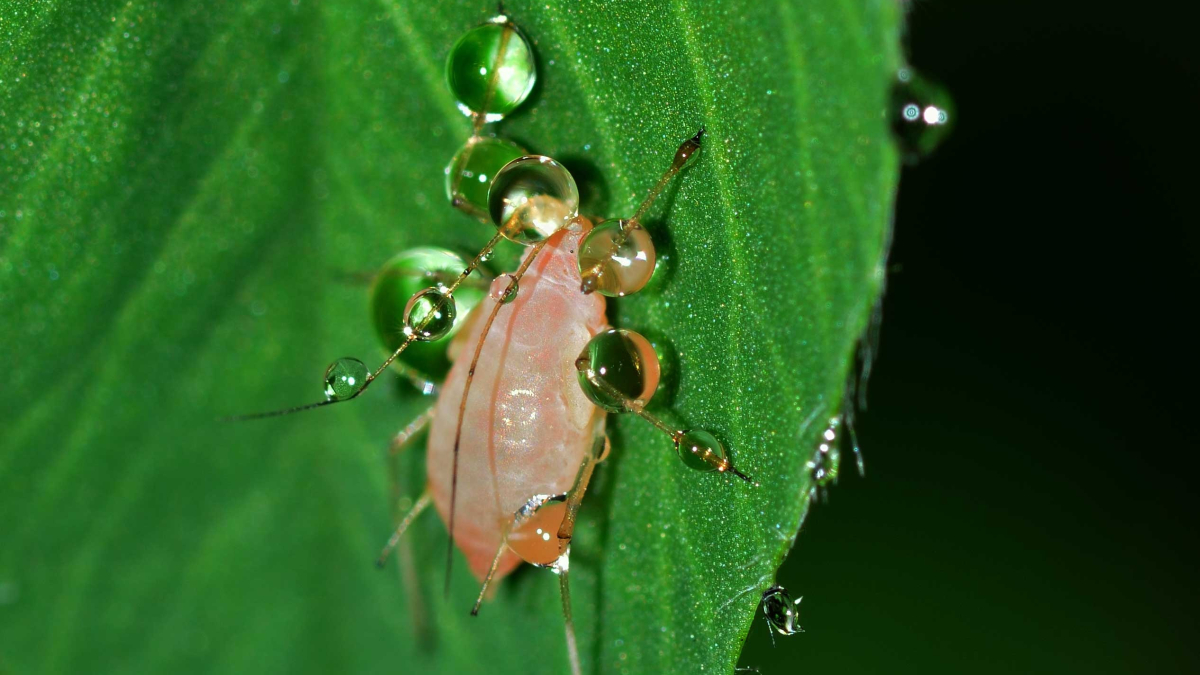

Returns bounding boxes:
[551,429,606,675]
[580,128,704,295]
[445,238,553,593]
[575,346,756,484]
[226,231,505,421]
[470,522,513,616]
[378,405,437,565]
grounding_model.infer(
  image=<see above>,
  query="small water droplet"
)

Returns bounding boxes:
[807,416,842,500]
[403,288,457,341]
[890,67,953,163]
[489,273,519,304]
[761,585,803,636]
[324,357,368,401]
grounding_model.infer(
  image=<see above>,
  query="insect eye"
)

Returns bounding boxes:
[574,329,661,413]
[488,155,580,244]
[577,219,657,297]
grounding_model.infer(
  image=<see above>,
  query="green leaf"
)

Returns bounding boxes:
[0,1,900,673]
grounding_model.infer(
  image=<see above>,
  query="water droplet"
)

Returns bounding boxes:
[445,136,526,214]
[324,357,368,401]
[674,428,730,473]
[575,328,660,413]
[761,585,803,635]
[807,416,842,499]
[488,155,580,244]
[891,68,953,163]
[507,494,568,567]
[403,287,457,341]
[370,248,484,377]
[578,219,657,297]
[489,273,519,304]
[445,20,536,121]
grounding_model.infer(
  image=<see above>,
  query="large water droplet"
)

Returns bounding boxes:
[577,219,657,297]
[370,248,484,377]
[761,585,803,636]
[445,136,526,214]
[403,287,457,341]
[488,155,579,244]
[324,357,368,401]
[445,20,536,121]
[891,67,954,163]
[575,328,660,413]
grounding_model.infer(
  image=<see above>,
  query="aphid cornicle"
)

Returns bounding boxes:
[234,10,753,675]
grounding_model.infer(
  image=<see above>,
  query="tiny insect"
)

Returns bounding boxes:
[760,585,804,640]
[234,9,754,674]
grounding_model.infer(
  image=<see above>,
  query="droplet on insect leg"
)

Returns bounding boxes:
[577,219,657,296]
[488,155,580,244]
[445,136,526,214]
[890,67,953,163]
[674,428,731,473]
[445,19,536,121]
[489,273,519,304]
[370,248,485,377]
[403,288,457,341]
[324,357,368,401]
[761,585,803,636]
[574,328,660,413]
[507,494,569,567]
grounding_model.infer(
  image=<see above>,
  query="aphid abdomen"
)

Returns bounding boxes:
[426,224,606,581]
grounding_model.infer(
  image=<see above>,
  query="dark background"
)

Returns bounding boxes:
[741,2,1199,673]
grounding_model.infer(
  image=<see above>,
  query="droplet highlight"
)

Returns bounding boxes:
[488,155,580,244]
[324,357,368,401]
[807,416,842,499]
[891,68,954,163]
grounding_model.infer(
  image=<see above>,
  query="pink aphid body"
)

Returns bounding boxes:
[426,224,607,581]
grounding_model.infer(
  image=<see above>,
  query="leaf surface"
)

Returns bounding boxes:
[0,1,899,673]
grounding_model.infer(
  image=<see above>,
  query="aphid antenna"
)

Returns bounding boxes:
[223,232,506,422]
[576,363,757,484]
[447,235,555,597]
[580,128,706,294]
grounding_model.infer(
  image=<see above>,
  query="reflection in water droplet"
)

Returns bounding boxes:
[761,585,803,636]
[890,67,954,163]
[575,328,660,413]
[324,357,368,401]
[445,136,526,214]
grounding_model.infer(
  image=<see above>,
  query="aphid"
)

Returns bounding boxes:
[233,9,754,675]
